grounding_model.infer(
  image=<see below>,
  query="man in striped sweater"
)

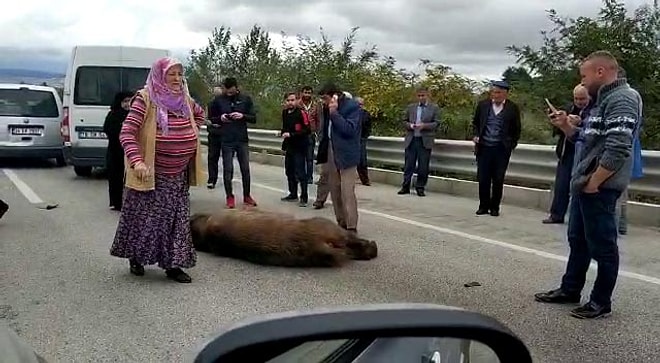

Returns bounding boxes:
[535,51,642,319]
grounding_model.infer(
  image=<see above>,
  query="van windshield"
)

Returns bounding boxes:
[74,66,150,106]
[0,88,59,117]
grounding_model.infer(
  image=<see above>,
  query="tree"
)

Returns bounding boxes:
[507,0,660,148]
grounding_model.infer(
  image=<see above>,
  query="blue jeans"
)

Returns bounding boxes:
[560,188,622,307]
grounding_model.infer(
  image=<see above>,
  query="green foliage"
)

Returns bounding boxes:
[185,0,660,149]
[507,0,660,148]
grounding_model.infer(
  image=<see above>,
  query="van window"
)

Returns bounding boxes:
[73,66,149,106]
[0,89,59,117]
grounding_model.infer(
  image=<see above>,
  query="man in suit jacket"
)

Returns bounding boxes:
[398,87,441,197]
[471,80,521,216]
[316,83,362,233]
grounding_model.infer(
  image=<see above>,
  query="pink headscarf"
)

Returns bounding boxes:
[145,57,192,135]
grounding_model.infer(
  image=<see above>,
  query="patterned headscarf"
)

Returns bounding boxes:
[145,57,192,135]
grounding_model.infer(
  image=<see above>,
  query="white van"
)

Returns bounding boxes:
[62,45,171,177]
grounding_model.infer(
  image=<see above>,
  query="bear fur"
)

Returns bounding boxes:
[189,208,378,267]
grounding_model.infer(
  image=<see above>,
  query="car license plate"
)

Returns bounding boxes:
[11,127,43,136]
[78,131,107,139]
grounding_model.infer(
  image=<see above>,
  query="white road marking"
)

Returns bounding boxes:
[248,181,660,286]
[2,169,45,204]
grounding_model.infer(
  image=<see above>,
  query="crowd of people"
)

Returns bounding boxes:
[0,50,640,322]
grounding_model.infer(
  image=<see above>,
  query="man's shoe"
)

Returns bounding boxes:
[244,196,258,207]
[416,189,426,197]
[490,209,500,217]
[534,288,581,304]
[476,208,489,215]
[397,188,410,195]
[206,182,215,189]
[542,217,564,224]
[281,194,298,202]
[313,201,324,209]
[226,196,236,209]
[570,302,612,319]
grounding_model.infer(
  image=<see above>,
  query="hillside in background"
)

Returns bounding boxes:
[0,68,65,87]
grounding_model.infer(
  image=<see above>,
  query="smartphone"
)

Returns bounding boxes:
[544,98,558,114]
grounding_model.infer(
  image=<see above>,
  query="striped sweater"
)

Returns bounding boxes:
[120,93,206,175]
[570,78,642,194]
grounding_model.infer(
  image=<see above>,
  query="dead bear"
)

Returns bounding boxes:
[189,208,378,267]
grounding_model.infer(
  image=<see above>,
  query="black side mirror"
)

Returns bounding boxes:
[189,303,532,363]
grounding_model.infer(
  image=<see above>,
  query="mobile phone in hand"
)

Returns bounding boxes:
[544,98,558,114]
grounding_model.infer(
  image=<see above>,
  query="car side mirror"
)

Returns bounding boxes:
[188,303,532,363]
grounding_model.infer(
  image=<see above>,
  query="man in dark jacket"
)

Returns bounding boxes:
[471,80,521,216]
[208,77,258,209]
[542,84,591,224]
[206,84,224,189]
[316,83,362,233]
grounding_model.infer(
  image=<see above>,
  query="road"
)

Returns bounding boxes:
[1,156,660,363]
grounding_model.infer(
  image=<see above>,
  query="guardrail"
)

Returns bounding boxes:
[199,126,660,201]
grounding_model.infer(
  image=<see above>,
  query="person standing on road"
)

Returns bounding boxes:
[208,77,258,209]
[398,87,440,197]
[109,57,205,284]
[471,80,521,216]
[280,92,312,206]
[298,86,318,184]
[355,97,373,186]
[312,102,331,209]
[103,91,134,211]
[206,84,224,189]
[535,51,642,319]
[542,85,591,224]
[315,83,362,233]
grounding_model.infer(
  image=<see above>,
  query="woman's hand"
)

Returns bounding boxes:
[133,161,152,181]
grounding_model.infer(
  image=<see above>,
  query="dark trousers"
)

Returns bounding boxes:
[357,138,370,184]
[560,189,621,307]
[549,153,575,220]
[476,144,512,211]
[207,136,222,184]
[306,134,316,183]
[222,142,251,197]
[285,148,308,202]
[106,148,124,208]
[402,137,432,190]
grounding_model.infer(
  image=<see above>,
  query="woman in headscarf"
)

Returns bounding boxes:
[109,57,205,283]
[103,91,134,211]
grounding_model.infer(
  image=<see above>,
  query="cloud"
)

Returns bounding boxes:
[0,0,650,79]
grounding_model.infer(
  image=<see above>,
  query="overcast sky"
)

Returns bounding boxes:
[0,0,650,80]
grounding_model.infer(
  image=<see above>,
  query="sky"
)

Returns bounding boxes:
[0,0,650,80]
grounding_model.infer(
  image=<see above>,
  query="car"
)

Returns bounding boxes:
[61,45,171,177]
[189,303,533,363]
[0,83,67,166]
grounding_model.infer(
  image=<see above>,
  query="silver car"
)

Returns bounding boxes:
[0,83,66,166]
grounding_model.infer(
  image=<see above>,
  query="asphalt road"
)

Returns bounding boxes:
[1,157,659,363]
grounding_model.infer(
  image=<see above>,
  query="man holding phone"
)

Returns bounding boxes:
[207,77,258,208]
[534,51,642,319]
[315,83,362,233]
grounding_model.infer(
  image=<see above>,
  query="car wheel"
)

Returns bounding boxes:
[74,166,93,177]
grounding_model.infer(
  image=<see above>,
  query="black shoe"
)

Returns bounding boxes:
[281,194,298,202]
[129,259,145,276]
[313,201,324,209]
[542,217,564,224]
[0,200,8,220]
[570,302,612,319]
[299,201,308,207]
[490,209,500,217]
[416,189,425,197]
[534,288,581,304]
[397,188,410,195]
[476,208,489,215]
[165,268,192,283]
[207,182,215,189]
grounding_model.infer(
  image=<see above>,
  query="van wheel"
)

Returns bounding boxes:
[74,166,93,177]
[55,155,67,167]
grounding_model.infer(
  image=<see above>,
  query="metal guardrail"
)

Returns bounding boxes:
[199,126,660,200]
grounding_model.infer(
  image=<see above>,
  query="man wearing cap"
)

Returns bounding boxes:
[471,80,521,216]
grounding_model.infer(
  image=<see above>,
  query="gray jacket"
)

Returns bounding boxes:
[570,78,642,194]
[402,102,440,149]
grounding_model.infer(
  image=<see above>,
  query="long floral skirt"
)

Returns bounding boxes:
[110,172,196,269]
